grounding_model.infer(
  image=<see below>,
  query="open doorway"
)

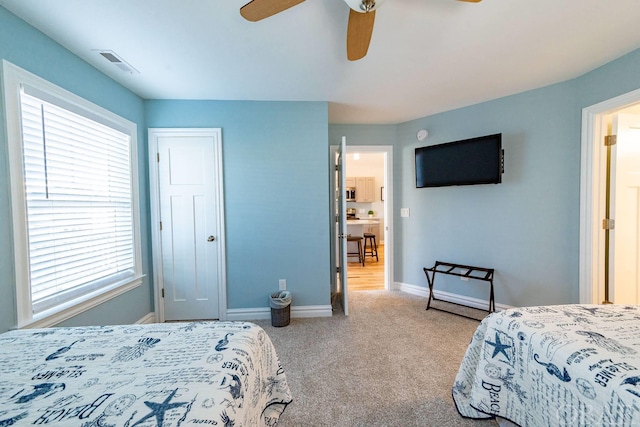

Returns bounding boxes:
[580,88,640,305]
[345,146,393,293]
[329,144,393,313]
[345,150,386,291]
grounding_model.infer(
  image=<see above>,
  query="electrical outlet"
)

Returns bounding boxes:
[279,279,286,290]
[400,208,410,217]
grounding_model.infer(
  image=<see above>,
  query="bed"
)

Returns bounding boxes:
[0,321,292,426]
[453,304,640,426]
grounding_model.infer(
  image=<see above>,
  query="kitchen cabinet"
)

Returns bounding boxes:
[354,177,376,202]
[346,177,356,188]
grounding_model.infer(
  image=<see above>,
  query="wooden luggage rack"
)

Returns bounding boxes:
[423,261,495,320]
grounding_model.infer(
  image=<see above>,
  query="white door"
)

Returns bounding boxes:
[333,137,349,315]
[611,113,640,304]
[149,128,226,321]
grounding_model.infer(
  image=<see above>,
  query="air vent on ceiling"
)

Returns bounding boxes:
[95,50,139,74]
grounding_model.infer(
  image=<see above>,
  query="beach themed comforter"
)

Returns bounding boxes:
[453,304,640,426]
[0,321,291,426]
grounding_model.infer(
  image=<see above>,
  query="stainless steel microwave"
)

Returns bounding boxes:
[346,187,356,201]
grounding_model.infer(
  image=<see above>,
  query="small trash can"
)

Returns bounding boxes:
[270,291,292,327]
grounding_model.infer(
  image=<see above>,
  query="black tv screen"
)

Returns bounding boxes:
[415,133,503,188]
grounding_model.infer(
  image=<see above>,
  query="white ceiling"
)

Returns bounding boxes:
[2,0,640,124]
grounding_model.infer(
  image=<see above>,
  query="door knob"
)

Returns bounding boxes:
[207,236,215,242]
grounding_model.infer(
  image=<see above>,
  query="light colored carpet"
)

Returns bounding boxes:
[253,290,498,426]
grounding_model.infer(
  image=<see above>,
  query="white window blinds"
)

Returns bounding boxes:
[20,89,136,315]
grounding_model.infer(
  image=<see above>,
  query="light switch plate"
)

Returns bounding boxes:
[279,279,286,290]
[400,208,410,217]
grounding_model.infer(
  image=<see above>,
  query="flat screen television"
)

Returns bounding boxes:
[415,133,503,188]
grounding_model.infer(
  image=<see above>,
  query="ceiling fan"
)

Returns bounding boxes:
[240,0,482,61]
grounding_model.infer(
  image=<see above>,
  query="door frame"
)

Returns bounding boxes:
[148,128,227,322]
[329,144,345,312]
[579,88,640,304]
[330,144,393,293]
[339,137,349,314]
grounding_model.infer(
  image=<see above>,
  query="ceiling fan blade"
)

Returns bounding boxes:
[240,0,305,22]
[347,9,376,61]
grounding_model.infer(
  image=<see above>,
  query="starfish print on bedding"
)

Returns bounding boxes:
[131,388,187,426]
[485,333,512,360]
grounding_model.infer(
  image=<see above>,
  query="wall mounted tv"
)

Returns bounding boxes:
[415,133,503,188]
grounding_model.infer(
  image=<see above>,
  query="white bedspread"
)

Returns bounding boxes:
[453,304,640,426]
[0,321,292,426]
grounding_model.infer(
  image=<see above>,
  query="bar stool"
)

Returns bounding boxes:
[363,233,378,262]
[346,236,364,266]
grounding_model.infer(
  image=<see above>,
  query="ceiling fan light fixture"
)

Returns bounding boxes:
[343,0,385,13]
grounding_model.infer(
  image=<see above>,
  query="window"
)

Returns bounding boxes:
[3,61,143,328]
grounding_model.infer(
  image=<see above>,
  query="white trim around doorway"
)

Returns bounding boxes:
[579,88,640,304]
[148,128,228,322]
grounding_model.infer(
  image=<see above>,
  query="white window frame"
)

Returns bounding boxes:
[2,60,144,329]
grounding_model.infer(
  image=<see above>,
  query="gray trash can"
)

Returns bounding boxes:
[270,291,292,327]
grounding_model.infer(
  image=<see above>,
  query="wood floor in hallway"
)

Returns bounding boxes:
[347,244,384,291]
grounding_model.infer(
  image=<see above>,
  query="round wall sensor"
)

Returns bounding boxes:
[416,129,428,141]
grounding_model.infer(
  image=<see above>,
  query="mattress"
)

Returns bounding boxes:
[0,321,292,426]
[453,304,640,426]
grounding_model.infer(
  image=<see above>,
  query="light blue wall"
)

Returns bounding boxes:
[3,4,640,330]
[145,100,331,309]
[575,48,640,109]
[395,82,580,306]
[0,7,153,332]
[329,124,398,146]
[0,7,331,333]
[331,48,640,308]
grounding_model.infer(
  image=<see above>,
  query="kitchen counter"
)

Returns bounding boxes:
[346,218,379,238]
[346,218,380,225]
[346,218,380,261]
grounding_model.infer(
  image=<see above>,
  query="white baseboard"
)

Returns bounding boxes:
[291,305,334,318]
[225,307,269,321]
[135,312,156,324]
[226,305,333,321]
[143,285,511,324]
[393,282,513,312]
